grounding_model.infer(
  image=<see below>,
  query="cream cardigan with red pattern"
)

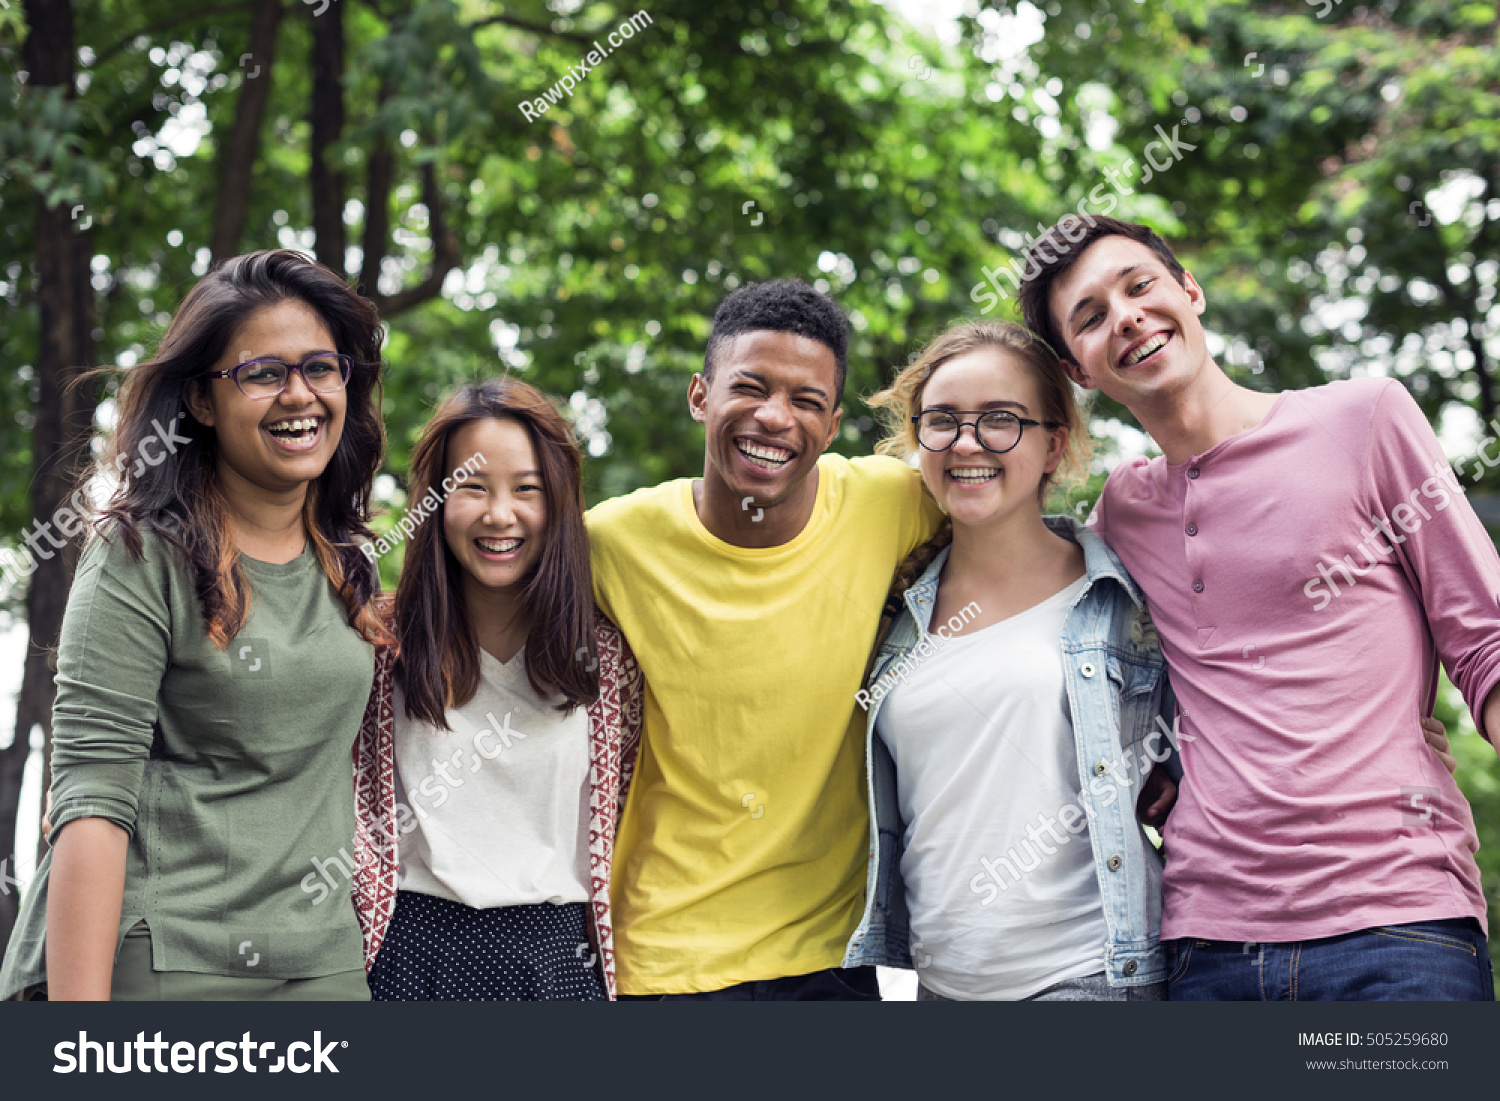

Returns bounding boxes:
[349,613,642,998]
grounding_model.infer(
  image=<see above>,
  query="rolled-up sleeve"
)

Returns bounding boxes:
[1366,380,1500,743]
[48,531,172,839]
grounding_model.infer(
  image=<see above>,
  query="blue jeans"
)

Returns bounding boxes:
[1167,918,1495,1001]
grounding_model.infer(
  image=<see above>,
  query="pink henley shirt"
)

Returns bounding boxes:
[1090,377,1500,942]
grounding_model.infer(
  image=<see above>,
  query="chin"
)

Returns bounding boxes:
[945,501,1000,526]
[471,564,526,591]
[722,451,802,498]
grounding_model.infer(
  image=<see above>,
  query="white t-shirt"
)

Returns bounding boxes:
[392,646,592,910]
[875,575,1109,1000]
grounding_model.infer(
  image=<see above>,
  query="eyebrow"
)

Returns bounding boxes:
[1065,265,1144,331]
[924,399,1031,414]
[734,369,829,401]
[240,349,339,362]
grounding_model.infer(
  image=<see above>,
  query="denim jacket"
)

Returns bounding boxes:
[843,514,1176,987]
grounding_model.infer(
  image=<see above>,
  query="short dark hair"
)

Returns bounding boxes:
[1018,215,1187,363]
[703,278,849,400]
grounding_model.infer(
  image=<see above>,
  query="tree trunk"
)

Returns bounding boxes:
[353,18,460,317]
[1469,323,1494,426]
[309,1,346,272]
[0,0,97,968]
[209,0,283,262]
[357,80,394,299]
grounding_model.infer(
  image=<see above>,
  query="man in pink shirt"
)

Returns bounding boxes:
[1017,214,1496,1001]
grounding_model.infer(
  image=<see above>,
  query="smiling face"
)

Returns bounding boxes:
[186,298,347,497]
[916,347,1068,529]
[1046,235,1210,408]
[441,417,548,596]
[689,329,843,508]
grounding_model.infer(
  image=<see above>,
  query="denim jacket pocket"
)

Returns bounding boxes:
[1107,653,1163,699]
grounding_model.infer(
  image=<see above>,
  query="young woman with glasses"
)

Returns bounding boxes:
[0,249,393,1001]
[844,320,1180,1000]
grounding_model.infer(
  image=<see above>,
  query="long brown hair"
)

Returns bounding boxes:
[393,378,597,726]
[93,249,392,649]
[865,319,1091,638]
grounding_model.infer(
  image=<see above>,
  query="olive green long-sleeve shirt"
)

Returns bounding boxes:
[0,527,374,999]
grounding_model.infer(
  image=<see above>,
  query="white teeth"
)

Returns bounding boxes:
[949,467,999,483]
[476,537,521,554]
[267,417,320,433]
[737,441,792,467]
[1125,334,1168,366]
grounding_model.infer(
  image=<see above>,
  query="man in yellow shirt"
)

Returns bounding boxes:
[588,280,940,998]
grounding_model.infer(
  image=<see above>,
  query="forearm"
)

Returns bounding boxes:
[45,817,129,1001]
[1483,681,1500,747]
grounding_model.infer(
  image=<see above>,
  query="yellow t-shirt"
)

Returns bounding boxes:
[587,453,940,994]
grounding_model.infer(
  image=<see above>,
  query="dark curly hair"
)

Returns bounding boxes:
[703,278,849,400]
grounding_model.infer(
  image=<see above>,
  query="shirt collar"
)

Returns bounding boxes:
[900,513,1147,620]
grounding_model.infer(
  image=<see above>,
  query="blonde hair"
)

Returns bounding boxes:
[863,321,1093,647]
[867,320,1091,500]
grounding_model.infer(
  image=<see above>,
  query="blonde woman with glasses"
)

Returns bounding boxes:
[844,320,1179,1001]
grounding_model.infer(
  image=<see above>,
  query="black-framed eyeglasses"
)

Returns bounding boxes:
[912,408,1063,454]
[204,352,353,399]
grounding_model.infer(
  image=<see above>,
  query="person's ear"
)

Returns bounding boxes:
[1061,358,1096,391]
[688,373,709,425]
[820,405,844,451]
[1042,424,1070,475]
[1181,269,1207,317]
[184,378,216,427]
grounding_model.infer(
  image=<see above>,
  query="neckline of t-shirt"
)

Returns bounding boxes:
[1163,390,1291,471]
[479,643,526,675]
[927,573,1087,644]
[677,455,833,557]
[238,541,315,578]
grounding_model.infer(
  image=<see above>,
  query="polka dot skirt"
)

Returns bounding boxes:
[370,891,606,1001]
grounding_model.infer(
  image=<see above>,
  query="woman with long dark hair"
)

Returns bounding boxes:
[351,378,642,1001]
[0,249,393,1001]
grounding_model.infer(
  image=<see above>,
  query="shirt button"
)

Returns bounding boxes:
[1192,580,1204,593]
[1123,959,1139,976]
[1187,467,1200,479]
[1094,761,1109,776]
[1108,854,1123,871]
[1185,523,1198,536]
[1080,662,1096,678]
